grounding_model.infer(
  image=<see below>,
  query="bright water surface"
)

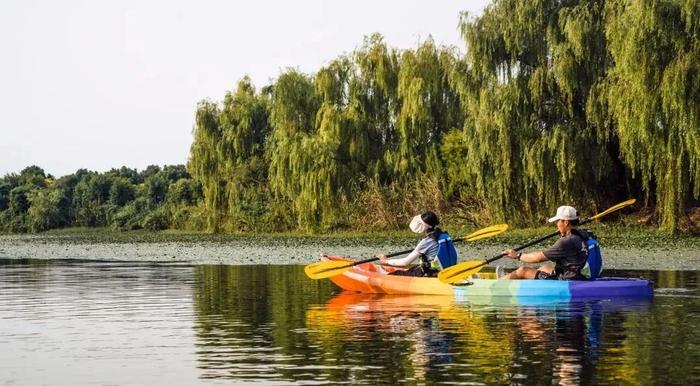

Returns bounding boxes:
[1,259,699,385]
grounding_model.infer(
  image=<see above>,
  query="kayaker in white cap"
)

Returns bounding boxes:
[498,205,589,280]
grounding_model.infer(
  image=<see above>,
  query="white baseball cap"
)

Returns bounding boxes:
[548,206,579,223]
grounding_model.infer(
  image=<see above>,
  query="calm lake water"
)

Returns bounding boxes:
[1,259,698,385]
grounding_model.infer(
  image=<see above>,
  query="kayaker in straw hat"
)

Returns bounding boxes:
[498,205,589,280]
[378,211,457,277]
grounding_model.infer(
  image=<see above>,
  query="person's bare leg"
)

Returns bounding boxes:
[538,264,555,276]
[500,266,536,279]
[500,264,554,280]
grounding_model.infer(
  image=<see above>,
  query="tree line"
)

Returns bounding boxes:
[3,0,699,233]
[0,165,202,233]
[189,0,700,233]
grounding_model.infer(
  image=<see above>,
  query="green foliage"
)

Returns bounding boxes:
[141,165,162,180]
[350,34,400,181]
[189,76,272,232]
[18,165,47,188]
[258,37,464,231]
[112,197,150,231]
[27,188,70,232]
[167,179,201,206]
[267,69,346,230]
[167,204,207,231]
[9,185,31,215]
[0,183,11,212]
[109,178,136,206]
[144,174,168,205]
[184,9,700,233]
[602,0,700,230]
[452,0,615,224]
[106,166,142,184]
[141,207,169,231]
[189,100,224,231]
[71,173,113,227]
[390,39,462,181]
[0,164,198,233]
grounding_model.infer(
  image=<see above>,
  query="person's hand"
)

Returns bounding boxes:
[503,249,519,259]
[378,255,388,264]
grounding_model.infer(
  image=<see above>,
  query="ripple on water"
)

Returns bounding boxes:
[0,260,200,385]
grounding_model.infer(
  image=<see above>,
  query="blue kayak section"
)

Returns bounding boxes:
[453,277,653,304]
[569,277,654,299]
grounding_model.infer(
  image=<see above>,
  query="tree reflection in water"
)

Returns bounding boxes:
[191,265,690,384]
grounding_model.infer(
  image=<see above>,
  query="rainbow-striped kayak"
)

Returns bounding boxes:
[321,256,654,301]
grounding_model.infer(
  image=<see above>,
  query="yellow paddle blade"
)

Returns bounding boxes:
[463,223,508,242]
[437,260,487,284]
[304,260,358,280]
[589,199,636,221]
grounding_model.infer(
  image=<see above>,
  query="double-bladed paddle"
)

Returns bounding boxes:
[304,223,509,280]
[437,199,637,284]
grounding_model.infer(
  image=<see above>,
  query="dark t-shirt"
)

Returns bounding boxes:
[542,232,588,279]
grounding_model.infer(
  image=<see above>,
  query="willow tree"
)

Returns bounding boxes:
[267,70,333,230]
[452,0,612,222]
[218,77,270,228]
[189,100,225,231]
[347,34,400,181]
[189,77,271,232]
[315,57,367,178]
[389,39,463,182]
[602,0,700,231]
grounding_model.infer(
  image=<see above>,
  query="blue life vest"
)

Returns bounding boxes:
[582,234,603,279]
[436,232,458,269]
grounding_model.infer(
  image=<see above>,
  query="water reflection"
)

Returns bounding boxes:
[302,291,654,385]
[501,300,650,385]
[306,293,462,383]
[191,265,337,383]
[188,266,700,384]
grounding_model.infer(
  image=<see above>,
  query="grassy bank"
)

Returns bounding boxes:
[14,223,697,251]
[1,224,698,270]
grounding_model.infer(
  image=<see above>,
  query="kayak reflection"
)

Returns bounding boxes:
[305,292,479,383]
[306,291,651,384]
[505,300,649,385]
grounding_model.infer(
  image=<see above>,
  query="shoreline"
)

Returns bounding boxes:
[1,226,698,270]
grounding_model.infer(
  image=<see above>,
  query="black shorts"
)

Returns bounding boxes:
[535,270,558,280]
[535,270,586,280]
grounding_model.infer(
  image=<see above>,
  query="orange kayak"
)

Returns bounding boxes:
[322,255,457,295]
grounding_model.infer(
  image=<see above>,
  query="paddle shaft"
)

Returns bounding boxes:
[353,246,420,264]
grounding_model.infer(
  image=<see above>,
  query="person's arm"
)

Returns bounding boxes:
[379,238,433,267]
[503,249,547,263]
[380,250,422,267]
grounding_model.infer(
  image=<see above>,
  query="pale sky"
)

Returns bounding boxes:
[0,0,489,178]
